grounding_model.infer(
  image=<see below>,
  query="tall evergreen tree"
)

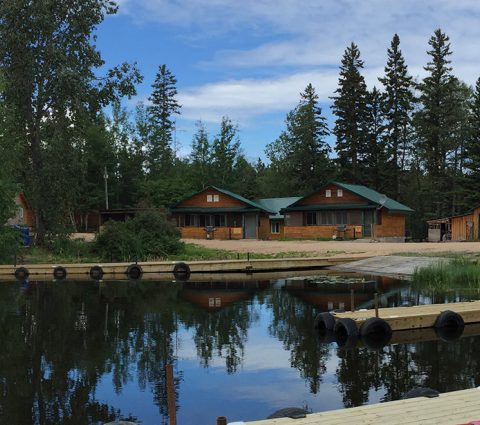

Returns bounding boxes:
[189,121,211,189]
[414,29,467,217]
[147,64,181,174]
[265,84,332,194]
[331,42,369,182]
[211,117,241,187]
[363,87,387,191]
[464,77,480,207]
[378,34,414,198]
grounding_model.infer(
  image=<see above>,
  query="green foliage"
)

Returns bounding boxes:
[95,210,183,261]
[0,227,21,263]
[412,258,480,291]
[266,84,333,195]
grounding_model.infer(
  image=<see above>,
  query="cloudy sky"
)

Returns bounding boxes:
[96,0,480,159]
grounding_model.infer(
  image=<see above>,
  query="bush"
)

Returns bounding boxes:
[0,226,22,264]
[95,210,183,262]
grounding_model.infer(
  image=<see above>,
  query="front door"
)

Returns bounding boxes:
[363,210,374,237]
[244,213,257,239]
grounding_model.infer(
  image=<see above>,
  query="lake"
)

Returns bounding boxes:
[1,273,479,425]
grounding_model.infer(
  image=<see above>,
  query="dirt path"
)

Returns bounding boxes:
[183,238,480,257]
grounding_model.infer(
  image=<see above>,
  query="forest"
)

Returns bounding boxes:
[1,0,480,246]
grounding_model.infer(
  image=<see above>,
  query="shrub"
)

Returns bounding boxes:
[95,210,182,262]
[0,226,22,264]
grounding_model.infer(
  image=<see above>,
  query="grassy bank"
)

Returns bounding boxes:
[8,241,327,265]
[412,257,480,291]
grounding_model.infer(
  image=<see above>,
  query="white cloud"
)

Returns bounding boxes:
[118,0,480,125]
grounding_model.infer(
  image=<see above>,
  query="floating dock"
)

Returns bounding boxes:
[244,388,480,425]
[332,301,480,331]
[0,256,368,281]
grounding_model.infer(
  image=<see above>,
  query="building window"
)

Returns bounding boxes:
[185,214,198,227]
[325,189,331,197]
[337,189,343,197]
[19,207,24,219]
[214,214,226,227]
[320,211,334,225]
[306,212,317,225]
[271,221,280,234]
[213,194,219,202]
[207,195,213,202]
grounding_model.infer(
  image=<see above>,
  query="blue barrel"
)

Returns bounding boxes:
[13,225,30,246]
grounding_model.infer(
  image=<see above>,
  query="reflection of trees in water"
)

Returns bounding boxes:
[336,336,480,408]
[267,288,331,393]
[179,293,260,374]
[0,281,182,424]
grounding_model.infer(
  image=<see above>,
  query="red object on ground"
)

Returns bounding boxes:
[457,421,480,425]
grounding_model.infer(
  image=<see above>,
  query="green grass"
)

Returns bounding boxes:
[392,251,475,259]
[412,257,480,291]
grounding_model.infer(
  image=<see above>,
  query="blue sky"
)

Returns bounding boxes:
[95,0,480,161]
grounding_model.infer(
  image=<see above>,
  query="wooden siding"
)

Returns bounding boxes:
[180,227,243,240]
[7,194,35,228]
[284,225,362,239]
[451,213,475,241]
[373,210,406,238]
[176,188,246,208]
[258,214,270,239]
[297,183,368,206]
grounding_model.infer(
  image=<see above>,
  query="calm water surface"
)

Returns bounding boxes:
[1,274,480,425]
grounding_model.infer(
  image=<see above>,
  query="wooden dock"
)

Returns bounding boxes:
[333,301,480,331]
[245,388,480,425]
[0,256,367,281]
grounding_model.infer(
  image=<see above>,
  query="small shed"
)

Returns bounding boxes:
[428,207,480,242]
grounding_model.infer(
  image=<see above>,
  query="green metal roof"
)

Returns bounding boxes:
[334,182,414,213]
[170,207,263,214]
[284,182,414,214]
[172,186,275,214]
[285,203,377,212]
[256,197,302,218]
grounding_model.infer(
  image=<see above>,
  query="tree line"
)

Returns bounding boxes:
[1,0,479,242]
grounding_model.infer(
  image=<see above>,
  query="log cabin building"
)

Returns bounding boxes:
[172,183,413,241]
[7,193,35,228]
[282,182,413,242]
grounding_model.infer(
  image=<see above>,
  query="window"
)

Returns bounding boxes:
[306,212,317,225]
[335,211,348,224]
[325,189,331,197]
[207,195,213,202]
[337,189,343,197]
[348,211,362,225]
[19,207,24,219]
[271,221,280,234]
[213,194,219,202]
[214,214,226,227]
[320,211,334,224]
[185,214,198,227]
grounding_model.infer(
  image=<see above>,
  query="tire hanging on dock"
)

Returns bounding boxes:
[314,312,336,332]
[434,310,464,341]
[53,266,67,280]
[14,266,30,280]
[126,264,143,280]
[359,317,392,350]
[89,265,104,280]
[334,318,359,348]
[173,262,191,281]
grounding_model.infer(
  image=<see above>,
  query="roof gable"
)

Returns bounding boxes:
[173,186,274,213]
[285,182,413,214]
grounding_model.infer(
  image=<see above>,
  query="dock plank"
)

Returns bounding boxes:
[333,301,480,330]
[246,388,480,425]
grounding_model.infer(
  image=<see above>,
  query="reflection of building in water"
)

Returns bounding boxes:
[179,281,270,311]
[284,275,405,311]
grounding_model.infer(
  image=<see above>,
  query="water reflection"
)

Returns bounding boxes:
[0,275,480,424]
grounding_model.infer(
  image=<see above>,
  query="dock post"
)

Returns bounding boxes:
[350,289,355,311]
[374,293,379,317]
[166,364,177,425]
[216,417,227,425]
[247,252,250,261]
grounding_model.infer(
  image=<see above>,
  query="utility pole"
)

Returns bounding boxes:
[103,166,109,210]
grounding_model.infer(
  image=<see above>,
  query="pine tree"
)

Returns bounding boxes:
[464,78,480,207]
[331,42,369,182]
[211,117,241,187]
[190,121,211,189]
[414,29,468,217]
[378,34,414,198]
[147,64,181,174]
[265,84,332,194]
[363,87,387,191]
